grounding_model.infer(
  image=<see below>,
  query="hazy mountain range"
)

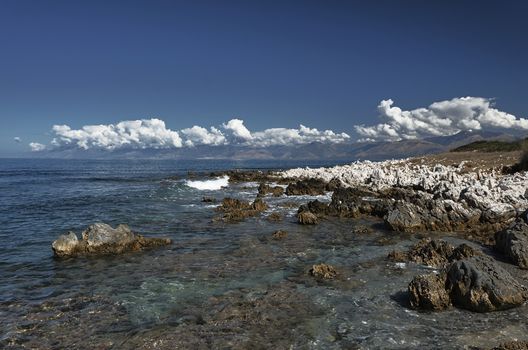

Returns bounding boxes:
[30,130,526,161]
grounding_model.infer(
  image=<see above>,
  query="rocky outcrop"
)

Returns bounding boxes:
[408,273,451,311]
[285,178,327,196]
[407,254,528,312]
[282,159,528,239]
[215,197,268,223]
[389,239,479,268]
[52,223,171,258]
[447,255,528,312]
[495,214,528,269]
[297,211,318,225]
[309,263,337,279]
[257,183,284,197]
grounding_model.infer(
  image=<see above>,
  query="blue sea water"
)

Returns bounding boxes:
[1,158,527,349]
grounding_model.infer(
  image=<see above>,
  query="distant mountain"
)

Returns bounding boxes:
[31,131,528,161]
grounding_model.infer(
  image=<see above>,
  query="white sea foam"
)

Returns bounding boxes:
[185,176,229,190]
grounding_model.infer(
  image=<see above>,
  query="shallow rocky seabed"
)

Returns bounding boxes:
[2,158,528,349]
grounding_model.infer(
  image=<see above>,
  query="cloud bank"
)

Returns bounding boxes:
[354,97,528,142]
[30,118,350,151]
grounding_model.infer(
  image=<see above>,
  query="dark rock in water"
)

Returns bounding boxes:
[201,196,216,203]
[285,178,327,196]
[218,198,252,211]
[297,211,318,225]
[408,273,451,311]
[408,254,528,312]
[352,225,373,234]
[266,212,283,222]
[52,223,172,258]
[390,239,479,268]
[495,219,528,269]
[271,230,288,240]
[446,255,528,312]
[309,263,337,279]
[257,183,284,197]
[251,198,268,212]
[215,197,268,223]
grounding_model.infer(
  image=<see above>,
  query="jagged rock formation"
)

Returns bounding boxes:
[52,223,171,258]
[495,212,528,269]
[215,197,268,223]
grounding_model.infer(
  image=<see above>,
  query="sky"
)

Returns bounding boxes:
[1,0,527,156]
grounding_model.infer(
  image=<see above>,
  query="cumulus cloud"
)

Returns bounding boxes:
[50,119,183,150]
[29,142,46,151]
[354,97,528,142]
[31,118,350,151]
[14,137,21,143]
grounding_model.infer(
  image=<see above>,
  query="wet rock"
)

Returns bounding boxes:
[215,197,268,223]
[352,225,373,234]
[495,218,528,269]
[266,212,283,222]
[285,178,327,196]
[257,183,284,197]
[297,211,318,225]
[271,230,288,240]
[408,273,451,311]
[389,239,480,267]
[251,198,268,212]
[447,255,528,312]
[52,223,171,258]
[309,263,337,279]
[201,196,216,203]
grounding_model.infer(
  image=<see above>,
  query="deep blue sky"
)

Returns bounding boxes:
[1,0,527,155]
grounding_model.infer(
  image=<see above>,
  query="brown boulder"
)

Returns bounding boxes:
[298,211,318,225]
[408,273,451,311]
[309,263,337,279]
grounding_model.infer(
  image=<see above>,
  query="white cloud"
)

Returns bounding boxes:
[31,118,350,151]
[180,126,226,147]
[14,137,21,143]
[29,142,46,151]
[354,97,528,142]
[50,118,183,150]
[222,119,253,140]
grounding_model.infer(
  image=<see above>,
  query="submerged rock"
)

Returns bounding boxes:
[447,255,528,312]
[297,211,318,225]
[52,223,171,258]
[408,273,451,311]
[271,230,288,240]
[495,217,528,269]
[309,263,337,279]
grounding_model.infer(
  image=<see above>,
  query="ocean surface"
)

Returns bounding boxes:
[1,158,527,349]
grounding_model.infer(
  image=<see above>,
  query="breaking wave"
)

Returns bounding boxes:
[185,175,229,190]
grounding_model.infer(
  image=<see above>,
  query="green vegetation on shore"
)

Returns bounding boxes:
[451,138,528,153]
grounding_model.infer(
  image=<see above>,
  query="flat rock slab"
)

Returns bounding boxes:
[52,223,171,258]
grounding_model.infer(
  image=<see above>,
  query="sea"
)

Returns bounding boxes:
[1,158,526,349]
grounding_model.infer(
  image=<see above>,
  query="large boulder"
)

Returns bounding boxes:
[495,219,528,269]
[408,273,451,311]
[52,223,171,258]
[447,255,528,312]
[385,202,424,232]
